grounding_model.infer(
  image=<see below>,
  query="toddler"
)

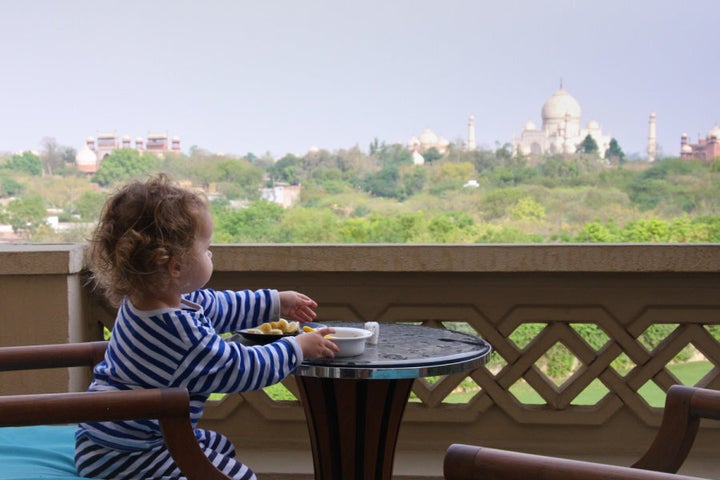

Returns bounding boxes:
[75,174,338,480]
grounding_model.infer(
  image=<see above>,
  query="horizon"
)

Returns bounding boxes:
[1,0,718,159]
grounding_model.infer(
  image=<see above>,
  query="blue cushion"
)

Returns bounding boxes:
[0,425,85,480]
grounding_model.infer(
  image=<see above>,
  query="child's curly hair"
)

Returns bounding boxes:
[89,174,209,306]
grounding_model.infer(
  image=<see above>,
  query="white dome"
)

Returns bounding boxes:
[523,120,537,131]
[76,145,97,166]
[418,128,438,146]
[682,144,693,153]
[708,125,720,139]
[542,88,582,121]
[587,119,600,130]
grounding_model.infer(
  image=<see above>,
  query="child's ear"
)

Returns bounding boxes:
[168,257,182,278]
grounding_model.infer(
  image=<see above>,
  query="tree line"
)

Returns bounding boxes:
[1,137,720,243]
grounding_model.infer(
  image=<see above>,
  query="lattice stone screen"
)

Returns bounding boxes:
[8,243,714,469]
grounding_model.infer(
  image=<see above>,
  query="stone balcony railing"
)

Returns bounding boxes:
[1,243,719,479]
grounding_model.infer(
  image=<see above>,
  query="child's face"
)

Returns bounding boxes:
[183,208,214,293]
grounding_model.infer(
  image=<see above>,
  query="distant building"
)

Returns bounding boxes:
[75,132,181,174]
[467,114,476,151]
[513,84,611,158]
[647,113,657,163]
[680,125,720,163]
[261,184,302,208]
[407,128,450,164]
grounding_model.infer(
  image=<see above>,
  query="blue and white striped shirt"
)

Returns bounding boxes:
[76,288,302,450]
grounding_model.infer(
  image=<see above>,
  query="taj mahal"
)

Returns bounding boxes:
[407,84,648,163]
[512,84,612,158]
[407,84,658,162]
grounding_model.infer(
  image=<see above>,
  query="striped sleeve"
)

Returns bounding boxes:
[169,309,302,394]
[184,288,280,333]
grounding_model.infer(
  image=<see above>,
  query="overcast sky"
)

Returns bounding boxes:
[0,0,717,159]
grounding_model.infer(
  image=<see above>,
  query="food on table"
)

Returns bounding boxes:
[246,318,300,335]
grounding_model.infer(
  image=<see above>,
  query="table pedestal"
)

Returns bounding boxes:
[296,376,414,480]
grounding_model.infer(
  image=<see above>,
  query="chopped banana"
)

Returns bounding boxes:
[250,319,302,335]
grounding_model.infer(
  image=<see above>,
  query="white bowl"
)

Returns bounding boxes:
[325,327,372,357]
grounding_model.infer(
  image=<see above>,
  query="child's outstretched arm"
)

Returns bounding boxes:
[279,290,318,323]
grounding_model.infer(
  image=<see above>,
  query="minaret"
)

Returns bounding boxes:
[467,115,476,151]
[647,112,657,162]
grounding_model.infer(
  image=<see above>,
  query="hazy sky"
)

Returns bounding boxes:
[0,0,717,159]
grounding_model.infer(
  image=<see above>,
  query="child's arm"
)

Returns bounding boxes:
[185,288,280,332]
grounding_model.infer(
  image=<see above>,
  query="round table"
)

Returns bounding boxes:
[293,322,491,480]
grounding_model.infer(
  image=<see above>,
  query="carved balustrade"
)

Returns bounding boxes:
[1,244,719,478]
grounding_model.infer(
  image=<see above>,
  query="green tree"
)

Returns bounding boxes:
[422,147,443,163]
[398,165,427,199]
[75,190,108,221]
[208,159,264,200]
[604,138,625,164]
[309,168,352,194]
[5,151,42,176]
[0,176,24,197]
[577,134,599,154]
[6,195,46,235]
[92,149,159,186]
[280,207,341,242]
[510,197,546,221]
[212,200,284,242]
[426,212,476,242]
[363,213,425,242]
[625,159,706,212]
[573,221,622,242]
[362,165,400,198]
[268,154,302,185]
[375,143,413,167]
[538,157,580,184]
[621,218,670,242]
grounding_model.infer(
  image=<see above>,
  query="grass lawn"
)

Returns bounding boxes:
[436,361,712,406]
[212,361,712,406]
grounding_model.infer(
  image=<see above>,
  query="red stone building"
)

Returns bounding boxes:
[75,132,181,174]
[680,125,720,162]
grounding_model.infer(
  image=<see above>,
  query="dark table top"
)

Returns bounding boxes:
[294,322,491,380]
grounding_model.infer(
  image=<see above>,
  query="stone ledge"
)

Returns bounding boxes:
[0,243,85,275]
[210,244,720,273]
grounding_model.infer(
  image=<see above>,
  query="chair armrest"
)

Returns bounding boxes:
[444,444,710,480]
[633,385,720,473]
[0,341,108,371]
[0,387,231,480]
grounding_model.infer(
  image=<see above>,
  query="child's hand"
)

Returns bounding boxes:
[295,327,339,359]
[279,291,318,323]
